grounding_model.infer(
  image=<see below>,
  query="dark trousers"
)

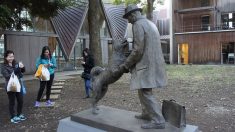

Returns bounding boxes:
[138,88,165,124]
[7,92,23,118]
[84,79,92,97]
[36,74,54,101]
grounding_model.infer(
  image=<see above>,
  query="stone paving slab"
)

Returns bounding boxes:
[51,89,62,94]
[43,94,59,100]
[54,76,76,80]
[53,82,65,86]
[55,80,66,82]
[51,86,63,89]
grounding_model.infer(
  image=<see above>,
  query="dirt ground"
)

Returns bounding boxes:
[0,65,234,132]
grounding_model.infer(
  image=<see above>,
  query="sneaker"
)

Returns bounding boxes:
[35,101,40,107]
[46,100,53,106]
[18,114,27,121]
[11,116,21,123]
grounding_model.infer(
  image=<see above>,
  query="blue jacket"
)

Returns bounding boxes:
[36,56,57,75]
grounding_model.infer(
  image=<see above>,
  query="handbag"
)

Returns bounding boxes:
[81,72,91,79]
[162,99,186,128]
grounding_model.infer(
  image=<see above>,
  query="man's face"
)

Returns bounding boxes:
[127,14,135,24]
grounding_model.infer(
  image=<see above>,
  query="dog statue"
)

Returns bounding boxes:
[90,39,128,114]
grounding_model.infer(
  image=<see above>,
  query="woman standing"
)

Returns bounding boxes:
[81,48,94,99]
[1,50,26,123]
[35,46,56,107]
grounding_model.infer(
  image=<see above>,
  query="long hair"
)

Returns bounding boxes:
[40,46,52,59]
[82,48,92,58]
[82,48,94,63]
[4,50,16,65]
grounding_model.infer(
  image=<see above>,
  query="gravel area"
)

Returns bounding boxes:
[0,65,234,132]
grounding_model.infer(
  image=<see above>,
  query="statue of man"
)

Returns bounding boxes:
[119,5,168,129]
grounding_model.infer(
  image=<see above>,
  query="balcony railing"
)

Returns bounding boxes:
[176,23,235,33]
[176,6,216,14]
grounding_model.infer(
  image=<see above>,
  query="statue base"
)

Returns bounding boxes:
[57,105,199,132]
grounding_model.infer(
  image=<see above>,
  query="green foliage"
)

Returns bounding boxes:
[29,0,67,19]
[125,0,141,5]
[112,0,165,14]
[113,0,165,7]
[113,0,141,6]
[113,0,123,5]
[0,0,75,30]
[0,5,14,30]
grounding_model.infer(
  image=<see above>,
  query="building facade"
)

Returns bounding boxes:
[0,1,127,74]
[173,0,235,64]
[154,9,171,64]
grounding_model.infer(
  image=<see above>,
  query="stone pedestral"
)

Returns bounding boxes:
[57,106,199,132]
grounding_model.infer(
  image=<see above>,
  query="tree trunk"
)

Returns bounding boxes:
[146,0,155,21]
[88,0,103,66]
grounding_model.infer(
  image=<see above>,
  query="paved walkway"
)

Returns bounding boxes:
[0,70,83,107]
[0,70,83,84]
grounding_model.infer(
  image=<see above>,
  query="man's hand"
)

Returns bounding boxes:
[119,64,129,73]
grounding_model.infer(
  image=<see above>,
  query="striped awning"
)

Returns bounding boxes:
[51,2,128,59]
[51,5,88,59]
[102,4,128,40]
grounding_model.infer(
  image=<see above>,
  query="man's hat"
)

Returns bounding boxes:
[123,5,142,19]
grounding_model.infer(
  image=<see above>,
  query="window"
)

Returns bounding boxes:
[201,0,210,7]
[221,13,235,29]
[201,16,210,31]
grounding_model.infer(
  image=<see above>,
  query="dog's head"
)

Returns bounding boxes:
[112,38,128,53]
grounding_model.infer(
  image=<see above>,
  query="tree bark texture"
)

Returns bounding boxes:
[147,0,155,21]
[88,0,103,66]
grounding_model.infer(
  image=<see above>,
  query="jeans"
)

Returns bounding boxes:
[84,79,92,97]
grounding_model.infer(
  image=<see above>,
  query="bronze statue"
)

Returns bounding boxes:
[90,4,167,130]
[120,5,168,129]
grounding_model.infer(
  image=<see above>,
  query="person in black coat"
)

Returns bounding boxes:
[1,50,27,123]
[81,48,94,98]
